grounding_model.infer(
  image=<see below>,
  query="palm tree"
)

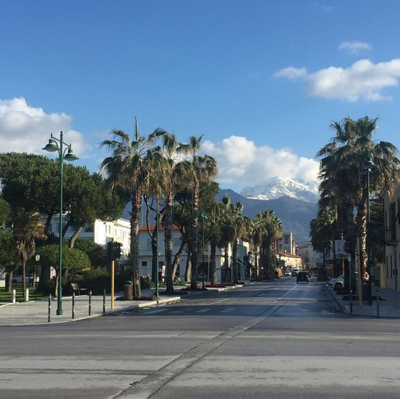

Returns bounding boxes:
[250,213,267,280]
[152,130,184,294]
[317,117,400,280]
[12,209,46,296]
[101,120,164,298]
[259,210,283,279]
[179,136,217,290]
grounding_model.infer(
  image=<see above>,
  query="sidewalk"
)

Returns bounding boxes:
[327,284,400,318]
[0,289,181,327]
[0,283,246,327]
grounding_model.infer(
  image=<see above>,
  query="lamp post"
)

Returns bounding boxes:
[43,131,78,315]
[363,155,375,306]
[155,198,159,299]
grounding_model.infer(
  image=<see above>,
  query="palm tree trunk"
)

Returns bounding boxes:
[210,242,217,285]
[68,227,83,248]
[185,249,192,282]
[130,191,142,299]
[190,180,199,290]
[5,272,12,293]
[172,238,186,280]
[165,192,174,294]
[21,258,27,297]
[232,240,238,284]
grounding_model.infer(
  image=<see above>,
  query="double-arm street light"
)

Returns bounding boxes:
[363,155,375,306]
[43,131,78,315]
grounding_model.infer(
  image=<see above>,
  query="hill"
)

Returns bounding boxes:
[216,189,317,244]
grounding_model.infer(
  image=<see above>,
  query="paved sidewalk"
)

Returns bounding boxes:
[328,284,400,318]
[0,290,181,327]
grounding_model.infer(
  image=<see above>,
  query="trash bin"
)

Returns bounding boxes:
[124,280,133,300]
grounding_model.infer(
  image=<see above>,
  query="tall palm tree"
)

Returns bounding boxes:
[101,120,164,298]
[317,117,400,279]
[153,130,184,294]
[12,209,46,296]
[179,136,217,290]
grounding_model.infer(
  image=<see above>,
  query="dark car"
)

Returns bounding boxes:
[296,271,309,283]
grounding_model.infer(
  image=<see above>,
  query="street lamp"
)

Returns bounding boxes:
[154,198,160,299]
[363,155,375,306]
[43,131,78,315]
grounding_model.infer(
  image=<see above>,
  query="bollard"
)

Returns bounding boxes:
[89,290,92,316]
[72,292,75,319]
[103,289,106,314]
[12,289,16,304]
[376,289,380,317]
[25,288,29,302]
[48,294,51,322]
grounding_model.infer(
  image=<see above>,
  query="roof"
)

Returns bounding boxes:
[139,224,180,232]
[277,252,301,259]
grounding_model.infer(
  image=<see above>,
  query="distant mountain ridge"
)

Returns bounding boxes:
[216,189,317,244]
[121,187,317,245]
[240,177,319,203]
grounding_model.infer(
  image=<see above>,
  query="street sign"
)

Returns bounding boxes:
[335,240,347,259]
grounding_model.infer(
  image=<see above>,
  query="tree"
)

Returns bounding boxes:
[74,238,108,269]
[36,244,90,295]
[12,209,46,295]
[317,117,400,283]
[101,120,164,298]
[178,136,217,290]
[0,230,19,292]
[0,197,11,227]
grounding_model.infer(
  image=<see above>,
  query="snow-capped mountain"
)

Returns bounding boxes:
[240,177,319,203]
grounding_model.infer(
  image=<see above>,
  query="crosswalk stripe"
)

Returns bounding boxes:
[221,307,235,313]
[197,308,211,313]
[145,309,167,315]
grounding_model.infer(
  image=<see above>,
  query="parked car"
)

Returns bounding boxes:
[291,269,299,277]
[296,271,309,283]
[328,274,344,290]
[12,275,39,284]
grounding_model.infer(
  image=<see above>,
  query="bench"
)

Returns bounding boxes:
[70,282,89,296]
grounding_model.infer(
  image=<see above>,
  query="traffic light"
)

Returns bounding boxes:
[345,240,353,254]
[113,242,122,260]
[107,241,122,260]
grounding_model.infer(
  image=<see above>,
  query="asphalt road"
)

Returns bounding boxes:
[1,278,400,399]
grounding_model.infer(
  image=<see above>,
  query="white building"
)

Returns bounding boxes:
[138,224,250,282]
[277,232,296,255]
[47,216,131,257]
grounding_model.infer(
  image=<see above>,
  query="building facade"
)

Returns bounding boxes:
[383,185,400,291]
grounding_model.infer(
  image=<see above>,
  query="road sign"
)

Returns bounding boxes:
[335,240,347,259]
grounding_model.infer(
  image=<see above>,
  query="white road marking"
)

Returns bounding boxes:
[197,308,211,313]
[221,307,235,313]
[144,309,167,315]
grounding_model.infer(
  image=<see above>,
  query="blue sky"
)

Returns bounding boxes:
[1,0,400,192]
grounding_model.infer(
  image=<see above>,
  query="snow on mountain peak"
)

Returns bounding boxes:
[240,177,319,203]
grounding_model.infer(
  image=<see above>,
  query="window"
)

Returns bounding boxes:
[85,225,93,233]
[142,261,147,266]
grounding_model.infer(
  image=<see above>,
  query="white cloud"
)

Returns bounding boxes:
[273,66,308,80]
[274,59,400,102]
[203,136,319,188]
[338,40,372,54]
[0,98,90,157]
